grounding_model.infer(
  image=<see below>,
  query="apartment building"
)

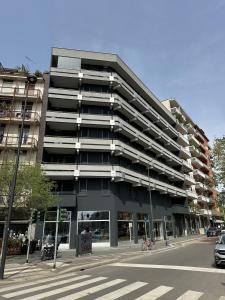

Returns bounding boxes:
[162,99,221,231]
[39,48,194,248]
[0,65,45,235]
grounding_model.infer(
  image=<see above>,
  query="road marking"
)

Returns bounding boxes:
[2,275,90,298]
[176,290,203,299]
[5,268,42,275]
[18,277,106,300]
[0,272,78,293]
[134,285,174,299]
[110,263,225,274]
[56,279,126,300]
[93,281,148,300]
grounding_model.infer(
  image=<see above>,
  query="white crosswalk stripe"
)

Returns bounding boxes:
[5,267,43,276]
[0,273,223,300]
[3,274,91,298]
[93,281,148,300]
[56,279,126,300]
[16,277,107,300]
[0,272,78,293]
[134,285,174,299]
[175,290,203,300]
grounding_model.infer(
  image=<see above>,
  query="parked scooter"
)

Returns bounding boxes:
[41,234,58,260]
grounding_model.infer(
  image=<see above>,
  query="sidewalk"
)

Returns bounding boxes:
[5,234,204,271]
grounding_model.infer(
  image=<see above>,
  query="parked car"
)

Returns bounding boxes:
[214,234,225,267]
[207,227,221,237]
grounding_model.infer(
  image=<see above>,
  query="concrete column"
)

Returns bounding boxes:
[110,209,118,247]
[69,209,77,249]
[133,214,138,244]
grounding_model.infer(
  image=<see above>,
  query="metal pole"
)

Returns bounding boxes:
[147,167,154,242]
[53,206,59,269]
[0,87,29,280]
[26,210,33,263]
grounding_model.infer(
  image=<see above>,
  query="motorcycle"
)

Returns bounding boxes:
[40,241,55,260]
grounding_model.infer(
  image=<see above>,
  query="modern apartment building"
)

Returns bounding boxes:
[162,99,221,231]
[39,48,194,248]
[0,65,45,235]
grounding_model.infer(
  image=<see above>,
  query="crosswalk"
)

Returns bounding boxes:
[0,271,224,300]
[4,263,51,280]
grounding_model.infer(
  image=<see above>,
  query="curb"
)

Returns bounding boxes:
[58,236,204,273]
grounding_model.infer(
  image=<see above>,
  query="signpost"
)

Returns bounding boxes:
[129,222,132,246]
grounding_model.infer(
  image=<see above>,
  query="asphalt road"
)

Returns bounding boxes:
[0,237,224,300]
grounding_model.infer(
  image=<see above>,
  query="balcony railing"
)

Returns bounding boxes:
[0,86,42,101]
[42,163,187,197]
[0,136,37,148]
[44,136,185,182]
[0,110,40,123]
[50,68,178,138]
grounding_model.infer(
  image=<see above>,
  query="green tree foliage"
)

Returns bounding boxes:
[0,162,55,211]
[213,136,225,187]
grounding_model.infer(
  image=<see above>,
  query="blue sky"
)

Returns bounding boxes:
[1,0,225,142]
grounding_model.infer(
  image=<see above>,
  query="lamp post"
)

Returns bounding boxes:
[0,75,37,279]
[147,167,154,242]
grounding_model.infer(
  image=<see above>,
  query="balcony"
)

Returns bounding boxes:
[0,86,42,102]
[186,189,198,199]
[0,110,40,123]
[186,123,196,134]
[48,88,180,152]
[182,160,193,172]
[195,131,205,143]
[195,182,207,191]
[198,195,210,203]
[46,111,183,167]
[193,169,206,179]
[188,134,200,147]
[42,163,187,197]
[177,133,189,147]
[191,157,204,169]
[175,122,187,135]
[0,136,37,149]
[184,174,195,186]
[179,146,191,159]
[44,136,185,182]
[50,68,178,138]
[199,209,212,216]
[188,145,200,157]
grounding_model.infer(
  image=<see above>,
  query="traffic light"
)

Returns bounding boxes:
[60,208,68,222]
[31,210,37,224]
[37,210,45,222]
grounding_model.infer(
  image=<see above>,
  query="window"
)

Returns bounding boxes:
[101,179,110,192]
[79,179,87,193]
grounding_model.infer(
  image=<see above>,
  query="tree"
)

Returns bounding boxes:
[213,136,225,188]
[0,162,55,211]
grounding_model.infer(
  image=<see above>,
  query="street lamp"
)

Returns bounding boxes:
[0,74,37,279]
[147,167,154,242]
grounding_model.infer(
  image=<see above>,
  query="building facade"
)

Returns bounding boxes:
[39,48,194,248]
[0,65,45,236]
[162,99,221,231]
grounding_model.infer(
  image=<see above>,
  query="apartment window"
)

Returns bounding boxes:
[57,56,81,70]
[101,179,110,192]
[79,179,87,193]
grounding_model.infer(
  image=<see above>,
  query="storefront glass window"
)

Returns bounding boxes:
[77,210,109,243]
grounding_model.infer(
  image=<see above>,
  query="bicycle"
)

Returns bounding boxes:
[141,238,152,251]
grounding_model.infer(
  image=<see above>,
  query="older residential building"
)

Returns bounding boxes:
[39,48,193,248]
[0,65,45,236]
[162,99,221,231]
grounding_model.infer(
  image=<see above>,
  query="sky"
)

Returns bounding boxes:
[1,0,225,142]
